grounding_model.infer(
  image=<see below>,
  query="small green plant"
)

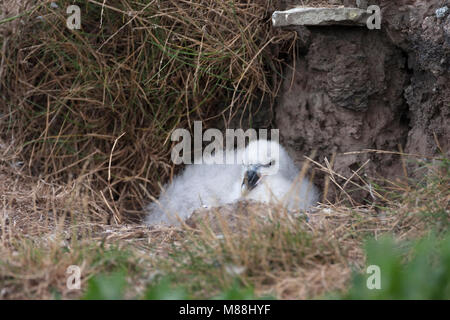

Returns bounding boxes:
[83,273,270,300]
[144,278,189,300]
[342,233,450,299]
[213,280,272,300]
[83,272,127,300]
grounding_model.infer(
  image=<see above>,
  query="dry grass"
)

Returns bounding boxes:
[1,0,297,222]
[1,137,447,299]
[165,199,435,299]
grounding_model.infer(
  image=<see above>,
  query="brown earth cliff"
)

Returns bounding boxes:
[272,0,449,201]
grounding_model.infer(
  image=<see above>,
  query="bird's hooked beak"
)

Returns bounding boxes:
[241,166,261,196]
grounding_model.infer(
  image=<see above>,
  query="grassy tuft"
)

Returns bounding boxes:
[1,0,295,222]
[341,232,450,299]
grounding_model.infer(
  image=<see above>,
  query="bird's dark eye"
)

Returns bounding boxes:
[263,160,275,167]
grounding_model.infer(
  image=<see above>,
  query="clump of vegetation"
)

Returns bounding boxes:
[132,158,450,299]
[1,0,295,222]
[341,232,450,299]
[83,273,266,300]
[83,231,450,300]
[0,155,448,299]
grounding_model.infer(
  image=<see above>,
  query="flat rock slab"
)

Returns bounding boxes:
[272,7,369,27]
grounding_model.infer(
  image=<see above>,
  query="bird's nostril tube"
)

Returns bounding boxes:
[243,169,261,192]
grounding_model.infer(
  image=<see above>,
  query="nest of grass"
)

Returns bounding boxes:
[0,137,448,298]
[0,0,299,223]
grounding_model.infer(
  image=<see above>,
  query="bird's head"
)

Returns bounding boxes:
[240,139,287,196]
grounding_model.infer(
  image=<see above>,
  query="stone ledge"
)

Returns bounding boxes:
[272,7,370,27]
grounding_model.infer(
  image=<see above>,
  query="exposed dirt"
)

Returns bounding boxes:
[274,0,449,201]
